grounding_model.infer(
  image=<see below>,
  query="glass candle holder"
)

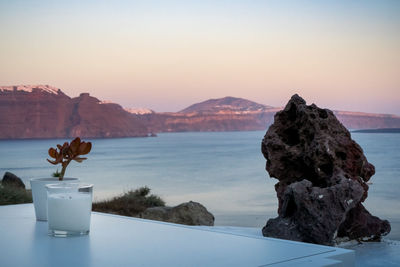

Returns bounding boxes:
[30,178,79,221]
[46,183,93,237]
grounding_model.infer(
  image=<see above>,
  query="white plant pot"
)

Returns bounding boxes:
[30,178,78,221]
[46,183,93,237]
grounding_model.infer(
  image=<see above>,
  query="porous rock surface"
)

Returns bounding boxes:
[139,201,215,226]
[261,94,390,245]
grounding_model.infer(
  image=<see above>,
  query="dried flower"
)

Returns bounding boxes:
[47,137,92,180]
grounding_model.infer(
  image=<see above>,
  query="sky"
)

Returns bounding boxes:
[0,0,399,114]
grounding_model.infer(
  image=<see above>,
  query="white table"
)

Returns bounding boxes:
[0,204,354,266]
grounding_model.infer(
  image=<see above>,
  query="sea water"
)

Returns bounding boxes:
[0,131,399,240]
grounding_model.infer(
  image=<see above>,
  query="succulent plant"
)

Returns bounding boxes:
[47,137,92,180]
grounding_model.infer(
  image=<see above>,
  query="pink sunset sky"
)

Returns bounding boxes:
[0,1,399,114]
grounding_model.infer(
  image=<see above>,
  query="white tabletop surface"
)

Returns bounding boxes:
[0,204,354,266]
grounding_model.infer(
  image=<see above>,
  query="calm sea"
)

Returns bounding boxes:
[1,131,399,240]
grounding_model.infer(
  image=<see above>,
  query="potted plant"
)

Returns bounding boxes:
[30,137,92,221]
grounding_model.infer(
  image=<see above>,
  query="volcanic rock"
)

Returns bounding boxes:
[2,172,25,189]
[139,201,215,226]
[261,94,390,245]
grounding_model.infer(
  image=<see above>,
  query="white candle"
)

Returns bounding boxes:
[47,192,92,232]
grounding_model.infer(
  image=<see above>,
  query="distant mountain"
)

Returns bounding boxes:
[146,97,400,133]
[142,97,279,133]
[166,97,400,132]
[1,85,400,139]
[333,111,400,130]
[143,110,276,133]
[0,85,148,139]
[180,96,274,113]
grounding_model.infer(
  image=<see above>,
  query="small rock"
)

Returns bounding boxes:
[139,201,214,226]
[2,172,25,189]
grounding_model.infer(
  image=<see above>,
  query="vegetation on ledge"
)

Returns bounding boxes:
[92,187,165,216]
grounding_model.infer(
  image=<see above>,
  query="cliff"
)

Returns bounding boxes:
[1,85,400,139]
[0,85,148,139]
[143,97,400,133]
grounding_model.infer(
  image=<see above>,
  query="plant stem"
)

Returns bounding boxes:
[59,160,71,181]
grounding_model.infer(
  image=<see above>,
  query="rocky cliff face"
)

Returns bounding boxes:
[140,96,400,133]
[141,111,277,133]
[0,85,148,139]
[1,86,400,139]
[140,97,279,133]
[261,94,390,245]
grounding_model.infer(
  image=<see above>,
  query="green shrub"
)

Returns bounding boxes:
[52,169,61,178]
[92,186,165,216]
[0,184,32,205]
